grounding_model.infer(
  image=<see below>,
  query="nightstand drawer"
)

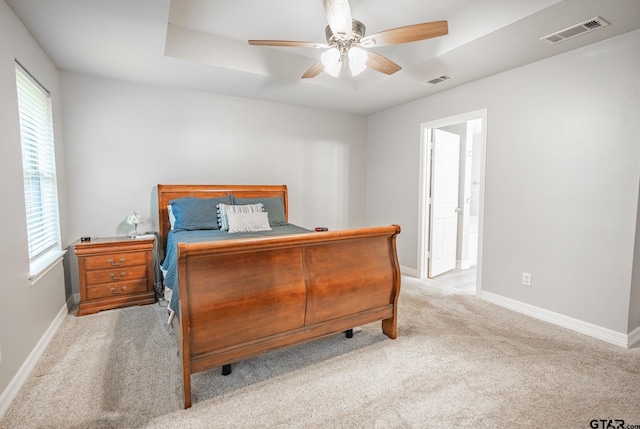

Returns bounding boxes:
[83,251,148,270]
[85,278,149,300]
[84,265,148,286]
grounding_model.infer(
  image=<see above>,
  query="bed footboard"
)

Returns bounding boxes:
[176,225,401,408]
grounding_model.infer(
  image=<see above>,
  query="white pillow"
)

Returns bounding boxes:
[217,203,264,231]
[167,205,176,230]
[227,211,272,233]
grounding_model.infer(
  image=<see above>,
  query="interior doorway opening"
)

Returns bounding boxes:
[418,110,487,295]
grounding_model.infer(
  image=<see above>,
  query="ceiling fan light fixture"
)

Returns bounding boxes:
[321,47,340,68]
[321,47,342,77]
[325,62,342,77]
[348,47,367,76]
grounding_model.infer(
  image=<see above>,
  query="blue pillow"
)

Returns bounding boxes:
[169,195,232,231]
[234,197,288,226]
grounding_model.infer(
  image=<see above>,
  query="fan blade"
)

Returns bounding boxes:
[323,0,352,38]
[360,21,448,47]
[301,61,325,79]
[249,40,329,49]
[366,51,402,75]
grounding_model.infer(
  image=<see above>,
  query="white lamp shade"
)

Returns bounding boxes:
[321,48,342,77]
[348,47,368,76]
[325,62,342,77]
[126,211,144,225]
[321,48,340,68]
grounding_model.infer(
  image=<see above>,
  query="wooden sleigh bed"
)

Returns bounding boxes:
[157,184,401,408]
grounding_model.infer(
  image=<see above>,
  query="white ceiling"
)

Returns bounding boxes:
[6,0,640,115]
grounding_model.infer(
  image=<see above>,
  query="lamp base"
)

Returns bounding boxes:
[129,224,140,239]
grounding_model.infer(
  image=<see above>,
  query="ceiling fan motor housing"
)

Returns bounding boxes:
[325,19,366,45]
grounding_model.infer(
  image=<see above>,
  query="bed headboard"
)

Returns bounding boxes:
[157,184,288,251]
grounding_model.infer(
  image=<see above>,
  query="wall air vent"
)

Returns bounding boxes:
[420,75,453,86]
[540,17,609,44]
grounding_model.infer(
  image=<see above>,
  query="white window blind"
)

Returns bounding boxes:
[15,63,62,267]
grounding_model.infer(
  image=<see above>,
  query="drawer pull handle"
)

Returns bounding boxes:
[108,257,126,266]
[109,272,127,281]
[110,286,127,295]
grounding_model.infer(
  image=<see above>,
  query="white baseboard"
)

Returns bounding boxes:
[401,265,419,278]
[0,298,70,420]
[629,326,640,348]
[481,291,633,349]
[456,260,470,270]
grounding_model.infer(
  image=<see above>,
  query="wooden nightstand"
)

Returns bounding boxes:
[74,236,156,316]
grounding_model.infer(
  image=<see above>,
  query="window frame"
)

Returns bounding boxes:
[15,61,64,284]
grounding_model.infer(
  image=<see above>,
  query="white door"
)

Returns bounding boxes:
[429,129,461,278]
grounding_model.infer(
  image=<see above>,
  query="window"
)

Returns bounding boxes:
[15,62,63,280]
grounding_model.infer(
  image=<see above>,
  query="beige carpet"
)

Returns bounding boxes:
[1,277,639,428]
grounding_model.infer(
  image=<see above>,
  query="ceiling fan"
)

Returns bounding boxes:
[248,0,448,79]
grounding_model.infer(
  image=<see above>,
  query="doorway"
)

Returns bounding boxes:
[418,110,487,295]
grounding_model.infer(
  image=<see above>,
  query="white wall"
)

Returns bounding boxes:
[60,73,368,293]
[367,29,640,335]
[0,1,69,402]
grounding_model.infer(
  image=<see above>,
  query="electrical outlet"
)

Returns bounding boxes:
[522,272,532,286]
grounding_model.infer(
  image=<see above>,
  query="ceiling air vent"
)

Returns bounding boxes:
[540,17,609,44]
[420,75,452,86]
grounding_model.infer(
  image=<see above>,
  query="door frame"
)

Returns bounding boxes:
[417,109,488,294]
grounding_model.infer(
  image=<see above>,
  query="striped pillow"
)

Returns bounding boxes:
[217,203,264,231]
